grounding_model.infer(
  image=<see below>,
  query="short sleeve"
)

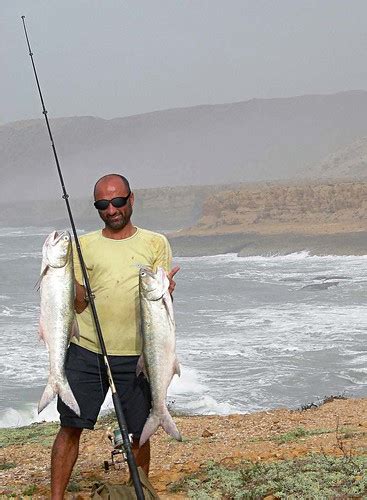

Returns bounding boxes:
[151,234,172,273]
[72,241,83,284]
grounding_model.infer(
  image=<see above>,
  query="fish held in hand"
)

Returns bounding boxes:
[138,266,181,447]
[38,230,80,416]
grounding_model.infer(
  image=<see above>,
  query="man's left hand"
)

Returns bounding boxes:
[168,266,180,295]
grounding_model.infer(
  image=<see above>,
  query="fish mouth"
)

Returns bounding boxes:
[49,230,69,246]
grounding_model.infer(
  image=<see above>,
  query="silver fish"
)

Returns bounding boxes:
[38,230,80,415]
[138,266,181,446]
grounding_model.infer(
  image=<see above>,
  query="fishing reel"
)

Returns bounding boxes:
[103,428,127,471]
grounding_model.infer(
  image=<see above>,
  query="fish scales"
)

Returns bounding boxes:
[38,230,80,416]
[138,267,181,446]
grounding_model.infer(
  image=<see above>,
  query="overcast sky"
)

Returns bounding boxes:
[2,0,367,124]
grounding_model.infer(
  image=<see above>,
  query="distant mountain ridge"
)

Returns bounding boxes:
[2,90,367,202]
[309,136,367,179]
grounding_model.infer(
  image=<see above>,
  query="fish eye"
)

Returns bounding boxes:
[141,271,146,276]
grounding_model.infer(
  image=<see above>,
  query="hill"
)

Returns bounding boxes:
[3,90,367,202]
[168,180,367,256]
[310,136,367,179]
[185,180,367,236]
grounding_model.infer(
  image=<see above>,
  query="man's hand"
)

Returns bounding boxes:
[74,280,88,314]
[167,266,180,295]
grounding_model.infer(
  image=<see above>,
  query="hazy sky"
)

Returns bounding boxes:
[2,0,367,124]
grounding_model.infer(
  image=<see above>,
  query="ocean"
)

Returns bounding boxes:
[1,226,367,427]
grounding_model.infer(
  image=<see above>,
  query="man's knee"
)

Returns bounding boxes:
[54,426,83,446]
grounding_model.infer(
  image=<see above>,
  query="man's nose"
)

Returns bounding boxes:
[106,202,117,215]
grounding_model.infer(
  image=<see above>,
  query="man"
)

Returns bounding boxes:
[51,174,179,499]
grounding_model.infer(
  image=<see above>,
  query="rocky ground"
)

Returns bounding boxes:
[1,397,367,498]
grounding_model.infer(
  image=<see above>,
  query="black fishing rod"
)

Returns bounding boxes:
[21,16,145,500]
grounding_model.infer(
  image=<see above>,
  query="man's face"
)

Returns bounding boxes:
[94,177,134,230]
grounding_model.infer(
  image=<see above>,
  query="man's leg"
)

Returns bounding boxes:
[51,426,83,500]
[132,437,150,476]
[53,345,108,497]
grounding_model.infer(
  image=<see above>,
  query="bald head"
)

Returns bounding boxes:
[93,174,130,199]
[93,174,134,232]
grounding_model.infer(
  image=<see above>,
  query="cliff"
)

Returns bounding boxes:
[183,181,367,236]
[168,180,367,256]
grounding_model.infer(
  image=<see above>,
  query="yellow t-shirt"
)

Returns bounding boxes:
[71,227,172,355]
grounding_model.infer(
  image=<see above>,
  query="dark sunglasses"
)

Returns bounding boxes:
[94,192,131,211]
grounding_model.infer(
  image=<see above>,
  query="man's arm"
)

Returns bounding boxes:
[74,280,88,314]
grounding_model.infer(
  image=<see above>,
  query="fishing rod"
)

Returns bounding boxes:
[21,16,145,500]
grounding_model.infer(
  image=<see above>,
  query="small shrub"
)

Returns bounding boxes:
[274,426,308,444]
[0,422,59,448]
[169,454,367,498]
[0,461,16,470]
[273,427,331,444]
[67,480,81,492]
[22,484,37,496]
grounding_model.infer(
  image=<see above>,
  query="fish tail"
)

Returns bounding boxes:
[139,408,182,447]
[161,408,182,442]
[58,378,81,416]
[38,379,56,414]
[38,376,80,417]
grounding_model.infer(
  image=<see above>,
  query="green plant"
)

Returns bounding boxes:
[272,426,332,444]
[22,484,38,496]
[67,480,81,492]
[0,461,16,470]
[169,454,367,498]
[0,422,59,448]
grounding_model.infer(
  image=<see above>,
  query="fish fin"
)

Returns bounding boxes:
[58,379,80,416]
[174,358,181,377]
[136,355,148,379]
[163,291,175,325]
[161,408,182,442]
[38,379,56,413]
[38,317,45,342]
[71,318,80,340]
[34,264,49,291]
[160,267,170,292]
[139,414,160,447]
[38,375,80,416]
[139,408,182,447]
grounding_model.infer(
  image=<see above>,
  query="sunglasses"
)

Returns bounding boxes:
[94,192,131,211]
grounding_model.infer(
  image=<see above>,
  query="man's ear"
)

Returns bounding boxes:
[130,192,135,207]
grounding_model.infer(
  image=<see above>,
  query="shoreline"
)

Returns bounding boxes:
[169,230,367,257]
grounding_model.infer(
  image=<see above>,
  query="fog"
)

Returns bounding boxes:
[2,0,367,124]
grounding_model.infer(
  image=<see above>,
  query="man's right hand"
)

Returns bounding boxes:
[74,281,88,313]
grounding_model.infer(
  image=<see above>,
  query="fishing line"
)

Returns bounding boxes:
[21,16,144,499]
